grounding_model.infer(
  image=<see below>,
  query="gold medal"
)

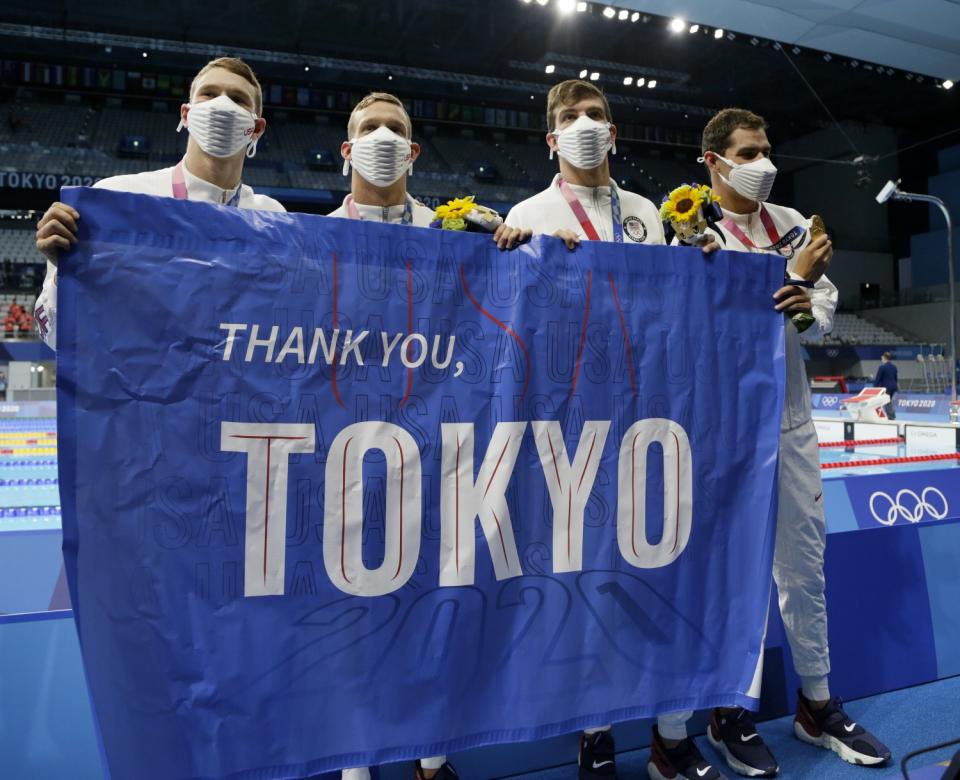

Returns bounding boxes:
[810,214,827,238]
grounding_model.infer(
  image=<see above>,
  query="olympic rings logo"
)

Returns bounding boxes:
[869,487,949,526]
[820,395,839,407]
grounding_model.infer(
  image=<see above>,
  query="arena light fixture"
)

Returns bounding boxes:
[623,76,633,85]
[631,12,640,21]
[304,65,310,72]
[792,45,801,55]
[580,68,588,78]
[647,79,657,88]
[669,17,686,33]
[944,79,955,89]
[750,37,759,46]
[876,179,956,401]
[545,64,556,73]
[576,1,588,11]
[714,28,724,39]
[535,0,549,6]
[590,71,600,81]
[603,6,616,18]
[689,24,699,33]
[823,53,832,62]
[636,77,645,87]
[141,51,148,58]
[557,0,575,12]
[618,9,629,20]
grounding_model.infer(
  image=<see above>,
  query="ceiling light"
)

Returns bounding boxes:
[623,76,633,85]
[545,64,556,73]
[630,11,639,21]
[636,77,645,87]
[750,37,759,46]
[576,1,588,10]
[714,28,724,39]
[823,53,832,62]
[689,24,699,33]
[603,6,615,18]
[669,17,686,33]
[647,79,657,88]
[557,0,575,11]
[590,71,600,81]
[944,79,954,89]
[618,9,629,20]
[791,46,801,54]
[535,0,549,6]
[580,68,588,78]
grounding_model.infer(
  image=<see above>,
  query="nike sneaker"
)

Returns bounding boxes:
[793,691,891,766]
[707,708,779,777]
[578,729,617,779]
[414,760,458,780]
[648,725,726,780]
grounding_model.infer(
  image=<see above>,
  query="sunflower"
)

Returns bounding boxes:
[659,184,705,224]
[697,183,721,204]
[435,196,478,222]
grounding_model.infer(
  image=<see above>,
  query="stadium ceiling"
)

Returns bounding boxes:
[604,0,960,79]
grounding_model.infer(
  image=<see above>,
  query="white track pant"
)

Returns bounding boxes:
[773,420,830,680]
[342,756,446,780]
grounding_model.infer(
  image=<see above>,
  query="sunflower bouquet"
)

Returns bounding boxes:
[659,183,722,245]
[431,195,504,233]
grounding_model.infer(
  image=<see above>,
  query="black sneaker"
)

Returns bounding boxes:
[707,708,779,777]
[578,729,618,779]
[794,691,891,767]
[648,726,726,780]
[414,760,458,780]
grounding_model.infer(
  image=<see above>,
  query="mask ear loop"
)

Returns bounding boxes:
[246,137,258,158]
[342,142,352,176]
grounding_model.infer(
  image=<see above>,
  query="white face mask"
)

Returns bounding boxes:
[550,115,615,170]
[177,94,259,158]
[715,154,777,202]
[343,125,413,187]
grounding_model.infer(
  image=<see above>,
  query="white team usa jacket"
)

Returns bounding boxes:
[708,201,839,432]
[34,163,285,350]
[505,173,665,245]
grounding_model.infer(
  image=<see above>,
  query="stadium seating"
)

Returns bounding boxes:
[799,311,909,345]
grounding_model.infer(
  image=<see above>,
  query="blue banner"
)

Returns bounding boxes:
[56,187,785,779]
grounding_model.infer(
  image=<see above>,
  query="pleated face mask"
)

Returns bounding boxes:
[714,154,778,202]
[178,95,259,158]
[342,125,413,187]
[550,114,615,169]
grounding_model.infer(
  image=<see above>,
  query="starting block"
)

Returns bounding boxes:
[840,388,891,421]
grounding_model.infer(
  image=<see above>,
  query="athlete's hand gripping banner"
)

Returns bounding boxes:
[56,187,785,779]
